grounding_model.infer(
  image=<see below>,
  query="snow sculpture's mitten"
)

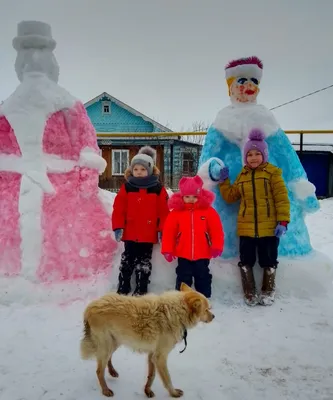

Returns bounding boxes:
[302,196,320,213]
[289,180,320,214]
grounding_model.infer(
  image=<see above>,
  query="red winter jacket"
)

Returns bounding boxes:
[112,172,169,244]
[161,190,224,261]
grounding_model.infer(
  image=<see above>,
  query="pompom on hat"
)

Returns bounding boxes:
[243,128,268,164]
[130,146,156,176]
[225,56,263,94]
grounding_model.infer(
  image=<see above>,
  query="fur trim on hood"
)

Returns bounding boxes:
[168,189,215,211]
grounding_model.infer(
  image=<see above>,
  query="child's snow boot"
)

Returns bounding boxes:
[239,263,259,306]
[259,267,276,306]
[116,272,131,295]
[133,270,150,296]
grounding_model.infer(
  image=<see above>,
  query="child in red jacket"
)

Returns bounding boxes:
[112,146,169,296]
[161,175,224,298]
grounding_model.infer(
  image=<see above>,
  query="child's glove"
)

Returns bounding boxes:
[274,223,287,238]
[114,228,123,242]
[157,231,162,243]
[209,160,229,183]
[163,253,176,263]
[219,167,229,183]
[210,248,222,258]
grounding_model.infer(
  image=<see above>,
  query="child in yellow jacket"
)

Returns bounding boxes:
[217,128,290,306]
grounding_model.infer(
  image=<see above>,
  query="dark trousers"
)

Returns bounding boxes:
[175,258,212,298]
[239,236,279,269]
[117,241,153,295]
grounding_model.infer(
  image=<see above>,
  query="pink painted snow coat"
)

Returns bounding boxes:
[0,77,117,282]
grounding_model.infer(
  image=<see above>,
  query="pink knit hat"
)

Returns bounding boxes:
[243,128,268,164]
[179,175,204,196]
[168,175,215,211]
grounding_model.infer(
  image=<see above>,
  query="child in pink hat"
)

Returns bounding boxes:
[161,175,224,298]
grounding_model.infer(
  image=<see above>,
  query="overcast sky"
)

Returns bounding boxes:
[1,0,333,143]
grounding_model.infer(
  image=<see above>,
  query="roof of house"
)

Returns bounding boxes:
[84,92,173,133]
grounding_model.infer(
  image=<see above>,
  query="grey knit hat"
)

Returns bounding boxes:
[130,146,157,175]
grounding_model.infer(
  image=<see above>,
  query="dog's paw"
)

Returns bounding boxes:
[144,387,155,398]
[170,388,184,398]
[102,387,114,397]
[108,367,119,378]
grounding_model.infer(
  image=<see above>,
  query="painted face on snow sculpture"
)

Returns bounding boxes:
[225,56,263,104]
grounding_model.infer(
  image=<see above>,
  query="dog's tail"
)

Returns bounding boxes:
[80,319,96,360]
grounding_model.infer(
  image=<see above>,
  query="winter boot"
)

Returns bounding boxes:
[259,267,276,306]
[116,272,131,295]
[239,263,258,306]
[133,270,150,296]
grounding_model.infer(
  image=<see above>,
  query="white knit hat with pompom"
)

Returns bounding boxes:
[130,146,157,175]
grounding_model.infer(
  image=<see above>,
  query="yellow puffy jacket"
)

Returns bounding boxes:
[219,163,290,238]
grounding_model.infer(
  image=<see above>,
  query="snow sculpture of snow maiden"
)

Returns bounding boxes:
[198,56,319,258]
[0,21,117,282]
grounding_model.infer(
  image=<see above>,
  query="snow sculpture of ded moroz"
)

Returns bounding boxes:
[198,56,319,258]
[0,21,117,282]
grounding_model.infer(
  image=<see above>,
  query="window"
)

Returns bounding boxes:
[102,101,111,114]
[112,149,129,175]
[182,151,195,175]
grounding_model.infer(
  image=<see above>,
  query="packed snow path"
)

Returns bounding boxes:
[1,200,333,400]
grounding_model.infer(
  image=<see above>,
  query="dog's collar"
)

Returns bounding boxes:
[179,327,188,354]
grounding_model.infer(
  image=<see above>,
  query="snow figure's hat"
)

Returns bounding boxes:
[13,21,56,51]
[13,20,59,83]
[225,56,263,95]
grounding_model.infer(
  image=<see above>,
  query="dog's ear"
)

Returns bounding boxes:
[184,292,202,315]
[180,283,193,292]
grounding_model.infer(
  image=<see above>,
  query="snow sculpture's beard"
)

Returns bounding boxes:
[15,49,59,82]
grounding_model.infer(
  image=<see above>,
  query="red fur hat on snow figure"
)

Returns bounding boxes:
[168,175,215,210]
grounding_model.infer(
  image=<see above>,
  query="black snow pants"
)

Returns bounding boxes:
[175,257,212,298]
[117,241,153,295]
[239,236,279,269]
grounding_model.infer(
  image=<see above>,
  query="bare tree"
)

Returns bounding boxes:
[181,120,209,144]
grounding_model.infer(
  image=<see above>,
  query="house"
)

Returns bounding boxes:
[85,92,201,190]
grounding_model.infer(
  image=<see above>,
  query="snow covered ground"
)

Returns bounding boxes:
[1,200,333,400]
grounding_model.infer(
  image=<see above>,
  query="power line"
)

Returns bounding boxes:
[269,84,333,111]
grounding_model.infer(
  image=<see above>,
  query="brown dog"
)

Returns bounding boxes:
[80,283,214,397]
